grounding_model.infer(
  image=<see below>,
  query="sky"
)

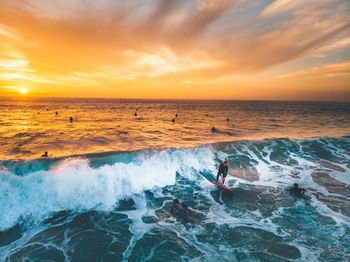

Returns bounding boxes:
[0,0,349,101]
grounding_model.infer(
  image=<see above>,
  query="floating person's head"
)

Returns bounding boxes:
[293,183,299,188]
[42,151,48,157]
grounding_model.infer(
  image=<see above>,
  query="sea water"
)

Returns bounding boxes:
[0,98,349,261]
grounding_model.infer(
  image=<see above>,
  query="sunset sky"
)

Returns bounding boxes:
[0,0,349,101]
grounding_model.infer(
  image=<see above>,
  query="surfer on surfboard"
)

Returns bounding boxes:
[216,160,229,184]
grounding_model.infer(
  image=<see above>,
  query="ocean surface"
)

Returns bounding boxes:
[0,98,350,261]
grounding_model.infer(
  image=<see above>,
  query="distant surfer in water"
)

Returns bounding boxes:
[290,183,306,197]
[41,151,49,158]
[217,160,229,184]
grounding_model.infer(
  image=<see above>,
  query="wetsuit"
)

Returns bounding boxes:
[216,163,228,182]
[290,186,306,197]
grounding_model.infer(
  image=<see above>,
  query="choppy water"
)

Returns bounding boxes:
[1,98,349,160]
[0,98,350,261]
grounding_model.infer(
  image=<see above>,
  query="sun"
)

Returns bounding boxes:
[19,88,28,94]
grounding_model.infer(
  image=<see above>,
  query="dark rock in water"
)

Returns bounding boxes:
[8,244,66,262]
[5,211,134,261]
[116,198,136,211]
[267,243,301,259]
[312,172,350,198]
[44,210,70,225]
[318,161,346,172]
[154,203,173,221]
[302,141,338,161]
[128,228,203,261]
[142,216,158,224]
[249,251,290,262]
[198,225,301,260]
[64,211,97,238]
[28,225,65,246]
[0,224,22,247]
[68,230,113,261]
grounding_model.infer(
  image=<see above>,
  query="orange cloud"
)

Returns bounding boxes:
[279,61,350,79]
[0,0,349,100]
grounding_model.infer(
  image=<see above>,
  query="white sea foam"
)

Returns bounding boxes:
[0,147,215,231]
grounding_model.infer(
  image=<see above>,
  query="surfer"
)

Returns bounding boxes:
[216,160,229,184]
[211,126,217,132]
[134,112,137,117]
[69,116,74,123]
[290,183,306,197]
[41,151,49,158]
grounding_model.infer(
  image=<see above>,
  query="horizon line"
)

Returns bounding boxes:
[1,94,349,103]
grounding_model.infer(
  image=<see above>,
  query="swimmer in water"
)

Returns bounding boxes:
[41,151,49,158]
[289,183,306,197]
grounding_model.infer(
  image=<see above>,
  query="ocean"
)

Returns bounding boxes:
[0,98,349,261]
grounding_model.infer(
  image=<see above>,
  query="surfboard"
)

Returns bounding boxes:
[207,179,234,192]
[200,171,234,192]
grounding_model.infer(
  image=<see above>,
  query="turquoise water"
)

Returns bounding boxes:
[0,99,350,261]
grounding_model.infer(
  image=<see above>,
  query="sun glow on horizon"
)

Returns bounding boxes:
[19,88,28,94]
